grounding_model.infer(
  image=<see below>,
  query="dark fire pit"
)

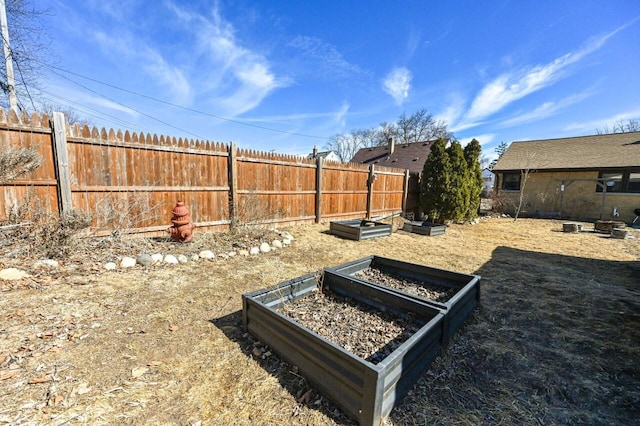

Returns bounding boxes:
[243,271,445,425]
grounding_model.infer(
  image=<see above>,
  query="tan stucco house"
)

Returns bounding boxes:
[492,132,640,224]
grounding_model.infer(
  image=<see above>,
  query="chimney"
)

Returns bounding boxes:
[312,145,318,158]
[388,137,395,156]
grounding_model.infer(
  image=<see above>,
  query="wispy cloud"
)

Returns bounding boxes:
[91,31,193,105]
[88,96,140,116]
[46,82,140,117]
[500,92,592,127]
[463,21,632,123]
[170,3,286,116]
[383,67,412,105]
[331,102,350,128]
[458,134,495,146]
[564,108,640,133]
[243,102,350,124]
[436,95,466,131]
[288,36,365,79]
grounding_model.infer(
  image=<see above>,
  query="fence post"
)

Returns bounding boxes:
[315,155,322,223]
[402,169,410,213]
[51,112,73,214]
[366,164,375,219]
[228,141,238,227]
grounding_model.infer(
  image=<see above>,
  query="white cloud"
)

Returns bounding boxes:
[564,108,640,133]
[242,102,350,124]
[92,31,193,105]
[459,134,495,146]
[142,50,192,104]
[88,96,140,116]
[332,102,350,128]
[464,22,629,122]
[173,3,286,116]
[46,82,140,118]
[288,36,364,79]
[500,92,591,127]
[435,96,465,129]
[383,67,412,105]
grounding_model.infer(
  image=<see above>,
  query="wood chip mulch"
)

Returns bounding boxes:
[355,267,455,302]
[278,288,425,364]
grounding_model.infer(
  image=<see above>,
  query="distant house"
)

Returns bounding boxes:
[492,132,640,223]
[481,168,495,195]
[308,146,341,162]
[350,139,434,173]
[351,139,435,215]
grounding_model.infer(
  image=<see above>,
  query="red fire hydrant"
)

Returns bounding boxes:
[166,201,195,242]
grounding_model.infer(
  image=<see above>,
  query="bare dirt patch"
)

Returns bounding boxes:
[1,218,639,425]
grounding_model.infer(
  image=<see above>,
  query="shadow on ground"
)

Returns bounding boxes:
[211,310,356,425]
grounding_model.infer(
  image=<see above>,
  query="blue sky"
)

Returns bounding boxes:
[31,1,640,159]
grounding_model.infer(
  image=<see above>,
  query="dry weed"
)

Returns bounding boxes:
[0,145,42,184]
[0,219,638,425]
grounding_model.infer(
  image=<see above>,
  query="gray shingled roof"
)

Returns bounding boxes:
[493,132,640,171]
[350,141,433,173]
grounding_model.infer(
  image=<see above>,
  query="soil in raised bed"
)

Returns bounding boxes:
[355,267,455,302]
[277,288,425,364]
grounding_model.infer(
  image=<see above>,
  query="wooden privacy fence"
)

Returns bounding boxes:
[0,110,410,235]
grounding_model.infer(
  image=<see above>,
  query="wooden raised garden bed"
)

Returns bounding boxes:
[242,271,445,425]
[326,256,481,340]
[329,219,392,241]
[402,221,446,236]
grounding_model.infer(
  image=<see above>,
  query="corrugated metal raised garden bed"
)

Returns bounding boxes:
[329,219,392,241]
[242,271,445,425]
[326,256,481,340]
[402,221,447,236]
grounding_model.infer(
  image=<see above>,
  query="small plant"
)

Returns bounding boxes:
[3,198,92,259]
[94,192,161,240]
[232,192,285,239]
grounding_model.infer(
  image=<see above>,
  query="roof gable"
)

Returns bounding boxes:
[350,141,434,173]
[493,132,640,171]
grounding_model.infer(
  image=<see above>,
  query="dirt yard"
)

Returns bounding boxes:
[1,218,639,425]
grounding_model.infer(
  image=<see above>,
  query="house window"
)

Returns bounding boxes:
[502,172,521,191]
[627,172,640,193]
[596,170,640,193]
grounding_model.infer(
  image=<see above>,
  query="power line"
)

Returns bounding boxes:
[48,68,209,140]
[40,61,330,140]
[39,90,162,134]
[12,51,36,111]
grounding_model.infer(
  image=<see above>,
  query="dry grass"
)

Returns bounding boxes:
[0,218,639,425]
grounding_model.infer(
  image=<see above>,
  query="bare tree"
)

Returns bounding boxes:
[596,118,640,135]
[374,121,397,146]
[328,108,453,161]
[326,128,378,162]
[41,102,93,127]
[513,151,547,221]
[0,0,49,111]
[489,141,509,170]
[396,109,452,144]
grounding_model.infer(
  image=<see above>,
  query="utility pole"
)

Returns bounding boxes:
[0,0,17,112]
